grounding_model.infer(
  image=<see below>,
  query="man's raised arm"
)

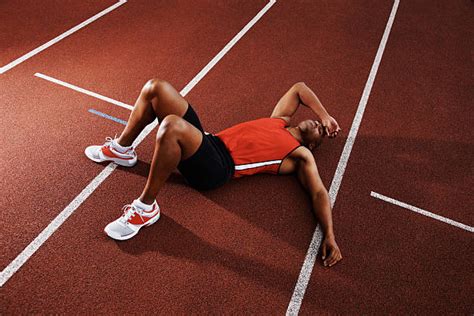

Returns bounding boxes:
[271,82,341,137]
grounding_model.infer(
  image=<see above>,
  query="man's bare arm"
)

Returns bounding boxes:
[295,148,342,266]
[271,82,341,137]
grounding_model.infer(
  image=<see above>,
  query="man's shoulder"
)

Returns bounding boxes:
[279,146,314,174]
[288,146,314,161]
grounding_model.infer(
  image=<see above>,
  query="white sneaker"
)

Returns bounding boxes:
[85,137,137,167]
[104,200,161,240]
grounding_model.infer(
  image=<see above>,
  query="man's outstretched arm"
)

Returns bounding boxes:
[271,82,341,137]
[294,147,342,267]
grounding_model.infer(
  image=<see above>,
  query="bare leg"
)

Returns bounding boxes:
[117,79,189,146]
[139,115,203,204]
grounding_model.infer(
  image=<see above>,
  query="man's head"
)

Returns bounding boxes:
[297,119,324,150]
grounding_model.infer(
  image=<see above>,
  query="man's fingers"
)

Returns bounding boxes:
[324,248,336,266]
[328,253,339,266]
[323,124,341,138]
[326,251,337,266]
[321,244,327,260]
[327,254,338,267]
[324,126,330,136]
[324,247,343,267]
[329,252,343,267]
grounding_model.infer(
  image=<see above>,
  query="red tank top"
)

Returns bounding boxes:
[216,118,301,178]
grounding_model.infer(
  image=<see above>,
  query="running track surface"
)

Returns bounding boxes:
[1,0,472,314]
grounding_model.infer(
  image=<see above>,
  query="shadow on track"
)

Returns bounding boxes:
[118,159,316,253]
[115,213,299,294]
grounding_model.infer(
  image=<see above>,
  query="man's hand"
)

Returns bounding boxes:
[321,235,342,267]
[321,116,341,138]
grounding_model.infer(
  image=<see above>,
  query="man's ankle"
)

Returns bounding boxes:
[113,138,133,151]
[135,197,155,209]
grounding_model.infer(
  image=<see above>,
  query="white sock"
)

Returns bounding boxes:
[112,139,132,152]
[133,199,154,211]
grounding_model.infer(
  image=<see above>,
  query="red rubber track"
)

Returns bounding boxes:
[300,0,473,314]
[0,0,117,66]
[1,0,472,314]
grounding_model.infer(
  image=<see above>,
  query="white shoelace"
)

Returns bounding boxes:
[119,205,144,224]
[104,137,114,146]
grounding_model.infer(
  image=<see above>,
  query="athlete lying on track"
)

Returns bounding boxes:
[85,79,343,267]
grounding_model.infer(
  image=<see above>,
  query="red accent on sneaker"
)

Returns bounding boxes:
[101,146,134,160]
[113,145,132,154]
[127,205,158,225]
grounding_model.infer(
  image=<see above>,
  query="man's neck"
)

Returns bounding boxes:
[286,126,303,144]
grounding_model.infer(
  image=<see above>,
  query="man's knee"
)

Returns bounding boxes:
[144,78,171,99]
[156,115,185,140]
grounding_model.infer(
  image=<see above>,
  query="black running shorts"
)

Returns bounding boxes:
[177,104,234,190]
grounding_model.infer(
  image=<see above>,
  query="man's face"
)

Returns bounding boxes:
[298,119,324,150]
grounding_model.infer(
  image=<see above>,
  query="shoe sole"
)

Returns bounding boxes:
[104,212,161,241]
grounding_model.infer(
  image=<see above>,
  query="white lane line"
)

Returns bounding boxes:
[180,0,276,96]
[35,73,134,111]
[34,0,278,113]
[286,1,401,314]
[371,192,474,232]
[0,0,127,74]
[0,0,277,288]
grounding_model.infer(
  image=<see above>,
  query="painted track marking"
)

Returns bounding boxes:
[0,1,127,74]
[88,109,127,125]
[0,0,277,288]
[35,73,134,111]
[286,1,401,314]
[371,192,473,232]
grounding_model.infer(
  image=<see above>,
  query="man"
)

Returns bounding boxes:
[85,79,343,267]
